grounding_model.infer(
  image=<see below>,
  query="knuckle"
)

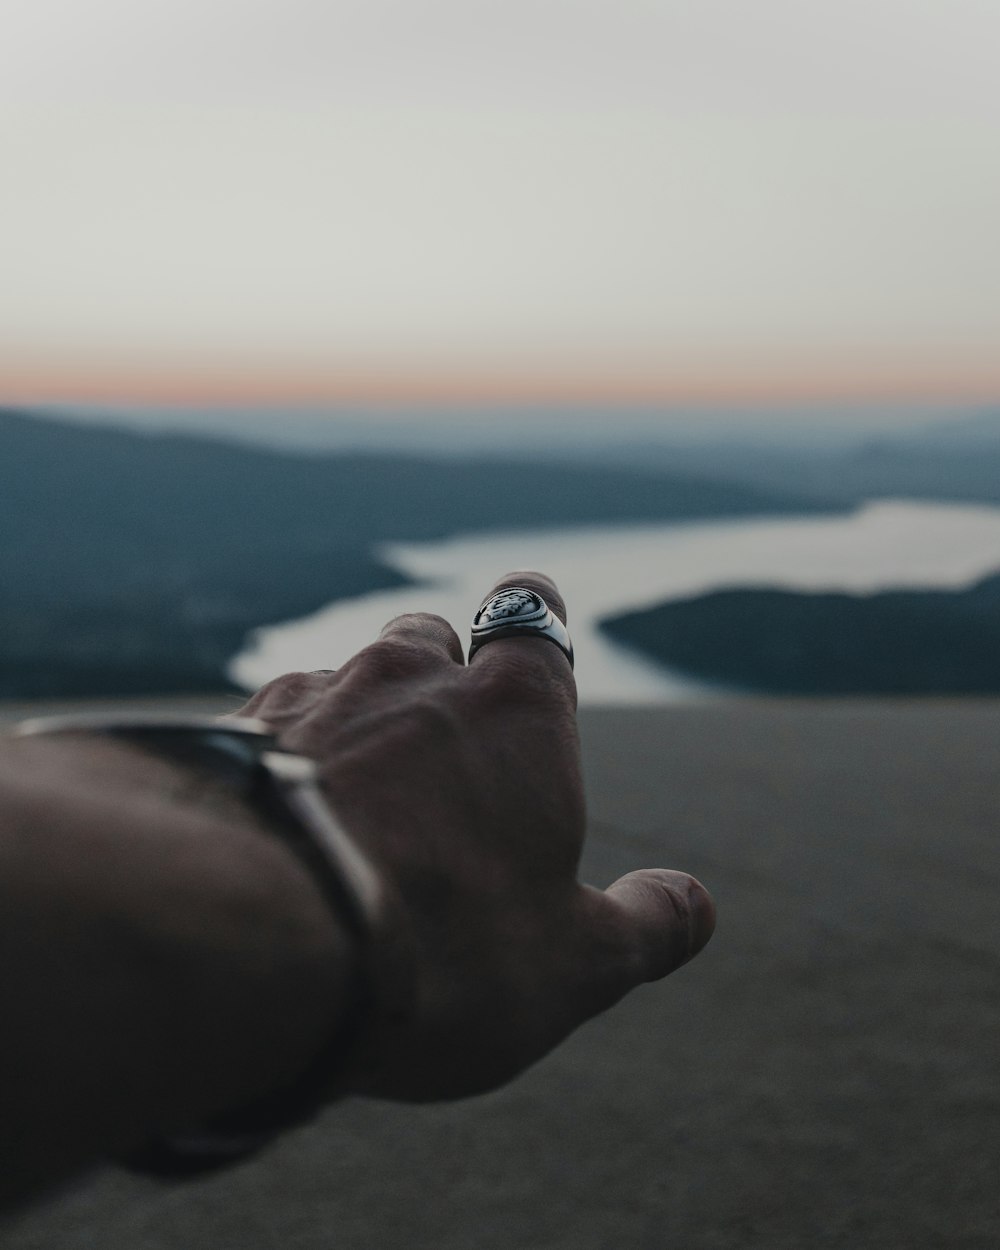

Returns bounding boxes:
[474,650,574,711]
[388,611,452,636]
[355,636,433,682]
[382,613,462,653]
[279,670,323,695]
[252,670,322,705]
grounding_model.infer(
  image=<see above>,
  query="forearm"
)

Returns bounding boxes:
[0,736,352,1206]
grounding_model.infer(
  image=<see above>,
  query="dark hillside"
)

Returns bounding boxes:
[0,410,834,697]
[602,572,1000,695]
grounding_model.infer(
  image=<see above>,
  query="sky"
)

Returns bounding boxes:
[2,1,999,408]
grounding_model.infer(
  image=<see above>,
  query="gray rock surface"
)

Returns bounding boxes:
[2,701,998,1249]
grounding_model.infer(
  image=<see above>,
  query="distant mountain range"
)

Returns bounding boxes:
[43,402,1000,505]
[0,408,832,698]
[569,409,1000,505]
[46,401,1000,460]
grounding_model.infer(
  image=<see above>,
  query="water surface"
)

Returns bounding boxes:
[232,501,1000,702]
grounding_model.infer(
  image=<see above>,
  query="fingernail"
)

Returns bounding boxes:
[684,876,716,962]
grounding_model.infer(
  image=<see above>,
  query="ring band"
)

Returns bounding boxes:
[468,587,574,669]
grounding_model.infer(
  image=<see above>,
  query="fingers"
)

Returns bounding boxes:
[467,571,576,708]
[578,870,716,1012]
[231,669,338,721]
[240,571,569,725]
[313,612,463,713]
[376,612,465,668]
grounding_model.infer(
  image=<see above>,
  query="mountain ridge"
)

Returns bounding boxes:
[601,572,1000,695]
[1,408,836,697]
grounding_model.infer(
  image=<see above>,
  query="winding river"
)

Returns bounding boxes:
[231,500,1000,703]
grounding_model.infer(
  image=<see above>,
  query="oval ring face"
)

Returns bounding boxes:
[468,587,574,668]
[475,588,545,627]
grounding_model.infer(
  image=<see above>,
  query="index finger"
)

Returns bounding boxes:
[467,571,577,709]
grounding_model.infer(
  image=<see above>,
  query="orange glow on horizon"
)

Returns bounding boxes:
[3,354,1000,409]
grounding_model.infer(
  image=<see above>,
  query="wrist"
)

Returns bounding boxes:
[2,724,369,1176]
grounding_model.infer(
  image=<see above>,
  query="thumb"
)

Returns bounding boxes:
[603,869,716,985]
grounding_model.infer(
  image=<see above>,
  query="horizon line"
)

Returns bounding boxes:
[4,359,1000,408]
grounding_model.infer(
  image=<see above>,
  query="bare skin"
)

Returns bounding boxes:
[237,571,716,1101]
[0,571,714,1207]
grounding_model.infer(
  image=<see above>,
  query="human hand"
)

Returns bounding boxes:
[235,572,715,1101]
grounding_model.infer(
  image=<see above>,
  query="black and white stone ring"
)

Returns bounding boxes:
[468,587,574,669]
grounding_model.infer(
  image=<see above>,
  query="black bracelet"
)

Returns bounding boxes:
[12,713,383,1176]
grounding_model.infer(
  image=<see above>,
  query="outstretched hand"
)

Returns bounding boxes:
[235,572,715,1101]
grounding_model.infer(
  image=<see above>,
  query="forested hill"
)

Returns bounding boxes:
[0,408,835,697]
[601,573,1000,695]
[1,407,833,549]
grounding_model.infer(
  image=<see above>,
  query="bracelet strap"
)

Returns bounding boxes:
[12,713,382,1175]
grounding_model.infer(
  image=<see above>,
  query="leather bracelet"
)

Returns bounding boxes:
[12,713,383,1175]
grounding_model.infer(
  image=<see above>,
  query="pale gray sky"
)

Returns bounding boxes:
[2,1,998,403]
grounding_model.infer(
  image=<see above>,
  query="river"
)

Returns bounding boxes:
[230,500,1000,703]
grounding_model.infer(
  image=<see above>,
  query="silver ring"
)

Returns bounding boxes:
[468,587,574,669]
